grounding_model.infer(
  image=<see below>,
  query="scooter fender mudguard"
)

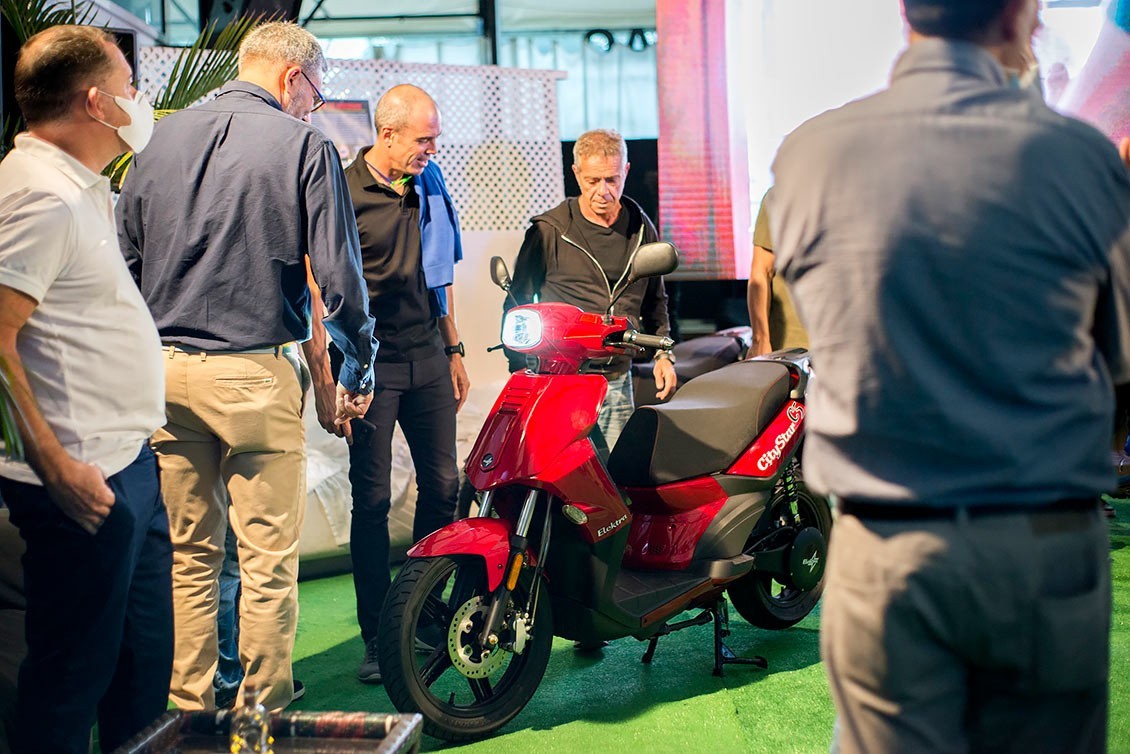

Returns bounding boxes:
[406,517,519,592]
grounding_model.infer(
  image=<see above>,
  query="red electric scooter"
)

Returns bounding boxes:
[376,243,831,742]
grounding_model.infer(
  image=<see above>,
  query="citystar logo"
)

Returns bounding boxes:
[757,403,805,472]
[597,514,628,538]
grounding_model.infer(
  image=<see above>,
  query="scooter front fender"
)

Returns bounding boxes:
[406,518,517,592]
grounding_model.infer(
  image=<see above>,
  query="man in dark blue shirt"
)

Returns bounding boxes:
[117,21,377,712]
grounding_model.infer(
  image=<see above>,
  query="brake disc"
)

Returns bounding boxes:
[448,596,509,679]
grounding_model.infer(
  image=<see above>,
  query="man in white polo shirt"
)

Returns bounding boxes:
[0,25,170,754]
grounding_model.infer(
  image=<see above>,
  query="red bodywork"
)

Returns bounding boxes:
[726,400,806,478]
[416,302,805,574]
[504,302,633,374]
[408,518,538,592]
[621,477,729,570]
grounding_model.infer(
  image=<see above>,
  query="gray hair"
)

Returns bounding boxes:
[573,129,628,166]
[239,21,325,75]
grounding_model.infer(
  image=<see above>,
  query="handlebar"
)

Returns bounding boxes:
[619,331,675,351]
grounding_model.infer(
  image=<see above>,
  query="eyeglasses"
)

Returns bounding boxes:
[299,69,326,112]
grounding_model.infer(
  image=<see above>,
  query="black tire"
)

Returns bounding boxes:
[727,482,832,629]
[376,555,553,742]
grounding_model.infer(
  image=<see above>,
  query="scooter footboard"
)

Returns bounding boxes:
[407,518,522,592]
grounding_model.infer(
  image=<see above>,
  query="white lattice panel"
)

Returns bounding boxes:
[138,48,566,231]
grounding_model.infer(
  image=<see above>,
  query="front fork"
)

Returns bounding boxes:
[477,488,552,652]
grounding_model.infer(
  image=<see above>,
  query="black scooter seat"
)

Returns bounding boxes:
[608,360,791,487]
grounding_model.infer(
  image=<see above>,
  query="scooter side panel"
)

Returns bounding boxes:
[621,477,729,570]
[534,442,630,543]
[726,400,806,478]
[407,518,524,592]
[465,372,607,488]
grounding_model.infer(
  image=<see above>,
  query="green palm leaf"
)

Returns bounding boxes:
[0,357,24,461]
[107,14,261,189]
[0,0,97,42]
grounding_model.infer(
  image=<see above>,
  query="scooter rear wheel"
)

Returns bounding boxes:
[727,483,832,629]
[377,555,553,742]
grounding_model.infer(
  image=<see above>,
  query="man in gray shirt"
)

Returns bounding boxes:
[770,0,1130,750]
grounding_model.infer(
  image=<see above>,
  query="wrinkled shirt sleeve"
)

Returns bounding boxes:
[304,142,378,393]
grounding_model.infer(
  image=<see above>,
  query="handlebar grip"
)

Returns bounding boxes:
[622,331,675,351]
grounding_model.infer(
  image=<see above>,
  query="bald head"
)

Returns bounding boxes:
[374,84,438,132]
[369,84,442,181]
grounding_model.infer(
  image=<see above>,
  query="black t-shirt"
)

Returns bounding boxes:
[573,208,636,293]
[344,148,443,363]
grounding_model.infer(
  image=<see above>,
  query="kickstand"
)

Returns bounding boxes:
[640,610,713,665]
[712,599,767,677]
[641,636,659,664]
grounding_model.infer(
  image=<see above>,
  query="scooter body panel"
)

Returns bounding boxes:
[466,371,631,542]
[621,477,730,570]
[466,371,606,486]
[726,399,806,478]
[407,517,521,592]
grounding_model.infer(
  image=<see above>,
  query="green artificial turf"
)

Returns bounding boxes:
[289,497,1130,753]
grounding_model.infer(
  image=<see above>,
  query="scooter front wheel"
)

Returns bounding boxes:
[377,555,553,742]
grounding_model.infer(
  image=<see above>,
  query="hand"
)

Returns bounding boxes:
[745,340,772,360]
[653,358,677,401]
[316,381,353,443]
[312,378,339,435]
[336,383,373,425]
[449,354,471,412]
[1120,137,1130,171]
[44,457,115,535]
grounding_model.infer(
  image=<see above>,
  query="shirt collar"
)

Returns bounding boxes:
[216,80,285,111]
[14,132,109,192]
[353,145,414,196]
[890,38,1010,89]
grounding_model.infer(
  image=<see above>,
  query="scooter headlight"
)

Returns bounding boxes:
[502,309,543,350]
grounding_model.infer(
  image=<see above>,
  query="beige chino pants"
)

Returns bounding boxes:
[152,347,307,712]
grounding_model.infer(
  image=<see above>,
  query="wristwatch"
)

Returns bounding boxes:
[656,349,676,364]
[444,342,465,357]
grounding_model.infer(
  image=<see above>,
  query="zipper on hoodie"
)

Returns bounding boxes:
[559,228,644,317]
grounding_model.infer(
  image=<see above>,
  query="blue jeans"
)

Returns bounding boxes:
[0,446,173,754]
[597,371,635,451]
[214,523,243,701]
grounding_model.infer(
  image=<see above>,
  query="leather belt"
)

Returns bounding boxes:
[838,497,1099,521]
[165,343,294,357]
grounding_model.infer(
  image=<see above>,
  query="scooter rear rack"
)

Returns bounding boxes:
[640,598,767,677]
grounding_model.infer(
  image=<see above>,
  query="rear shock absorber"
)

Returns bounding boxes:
[782,458,801,523]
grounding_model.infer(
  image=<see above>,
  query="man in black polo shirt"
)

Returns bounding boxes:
[343,84,468,684]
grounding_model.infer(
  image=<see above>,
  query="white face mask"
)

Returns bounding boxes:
[89,90,155,153]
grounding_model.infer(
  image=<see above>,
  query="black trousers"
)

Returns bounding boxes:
[348,352,459,642]
[0,446,173,754]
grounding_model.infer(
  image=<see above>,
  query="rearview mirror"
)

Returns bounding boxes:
[629,241,679,280]
[490,256,513,291]
[607,242,680,318]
